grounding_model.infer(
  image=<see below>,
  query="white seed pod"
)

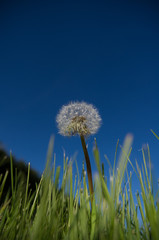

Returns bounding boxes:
[56,101,102,136]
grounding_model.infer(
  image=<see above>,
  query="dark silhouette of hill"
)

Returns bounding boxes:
[0,147,40,203]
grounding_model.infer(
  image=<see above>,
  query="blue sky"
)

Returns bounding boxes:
[0,0,159,189]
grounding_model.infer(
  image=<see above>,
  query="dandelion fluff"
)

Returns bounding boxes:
[56,101,101,136]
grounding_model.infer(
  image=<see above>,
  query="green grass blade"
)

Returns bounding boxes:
[10,151,14,197]
[150,129,159,140]
[24,162,30,210]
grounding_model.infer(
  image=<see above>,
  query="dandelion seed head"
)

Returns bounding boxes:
[56,101,102,136]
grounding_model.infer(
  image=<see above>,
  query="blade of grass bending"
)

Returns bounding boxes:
[128,171,140,240]
[69,165,73,225]
[140,159,155,224]
[48,180,52,222]
[74,190,79,212]
[94,174,102,210]
[142,148,151,193]
[102,162,104,179]
[0,174,2,184]
[136,192,150,239]
[122,193,125,230]
[125,187,132,240]
[75,159,80,185]
[52,153,56,182]
[0,199,10,216]
[0,171,8,200]
[83,166,89,212]
[10,151,14,197]
[118,146,132,185]
[93,143,111,205]
[142,164,148,196]
[31,137,55,236]
[29,175,43,220]
[69,165,75,240]
[121,147,139,180]
[115,134,133,202]
[0,198,10,235]
[147,145,153,194]
[73,174,77,197]
[104,154,113,173]
[84,171,90,213]
[90,197,96,240]
[44,135,54,177]
[54,166,60,188]
[139,170,148,212]
[115,149,132,204]
[113,139,119,180]
[24,162,30,210]
[150,129,159,140]
[63,149,66,175]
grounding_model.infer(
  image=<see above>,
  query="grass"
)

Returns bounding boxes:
[0,134,159,240]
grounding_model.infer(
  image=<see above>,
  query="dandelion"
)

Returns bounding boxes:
[56,101,101,136]
[56,101,102,205]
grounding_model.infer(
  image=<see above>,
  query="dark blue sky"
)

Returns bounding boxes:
[0,0,159,187]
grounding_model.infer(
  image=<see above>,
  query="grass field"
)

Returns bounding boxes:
[0,134,158,240]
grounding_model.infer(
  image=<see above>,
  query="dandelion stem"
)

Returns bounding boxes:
[80,135,94,206]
